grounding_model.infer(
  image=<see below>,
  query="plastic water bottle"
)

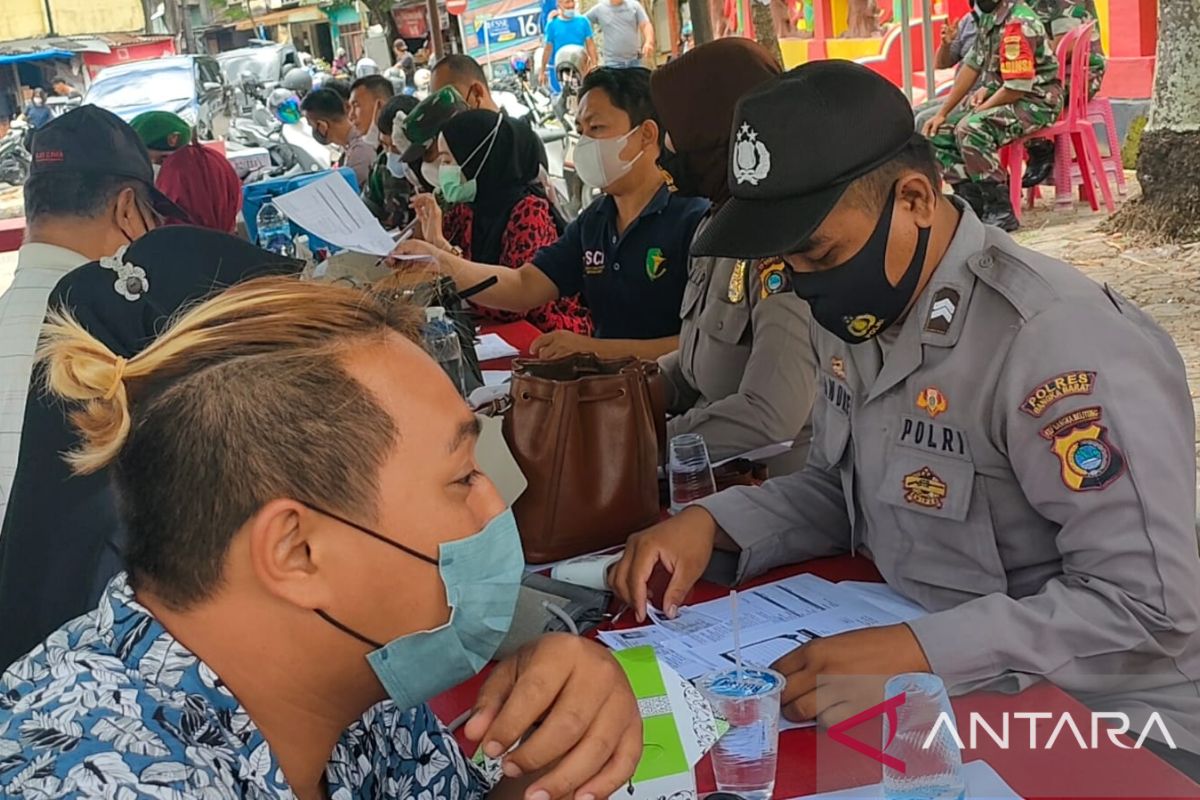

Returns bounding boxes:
[256,200,295,257]
[883,674,966,800]
[424,307,466,396]
[668,433,717,514]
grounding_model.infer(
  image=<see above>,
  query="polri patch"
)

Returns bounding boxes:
[1020,371,1096,417]
[903,467,948,509]
[1040,406,1102,440]
[759,259,790,299]
[898,415,969,461]
[1050,422,1125,491]
[916,386,948,419]
[925,287,959,334]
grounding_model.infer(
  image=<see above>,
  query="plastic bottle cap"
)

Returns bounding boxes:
[425,306,446,323]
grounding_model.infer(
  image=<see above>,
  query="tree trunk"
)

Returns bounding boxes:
[751,0,784,65]
[846,0,880,37]
[1109,0,1200,242]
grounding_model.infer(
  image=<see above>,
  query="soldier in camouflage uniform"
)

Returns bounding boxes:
[1022,0,1105,186]
[921,0,1062,232]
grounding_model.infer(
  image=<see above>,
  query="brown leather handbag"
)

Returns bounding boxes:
[501,354,666,563]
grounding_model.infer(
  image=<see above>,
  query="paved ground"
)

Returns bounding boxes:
[2,175,1197,453]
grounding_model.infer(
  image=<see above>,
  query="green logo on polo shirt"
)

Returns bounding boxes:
[645,248,666,280]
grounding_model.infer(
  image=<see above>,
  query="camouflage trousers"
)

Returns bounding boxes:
[929,98,1061,183]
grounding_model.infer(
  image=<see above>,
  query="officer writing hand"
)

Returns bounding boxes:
[608,507,719,622]
[467,633,642,800]
[771,625,932,727]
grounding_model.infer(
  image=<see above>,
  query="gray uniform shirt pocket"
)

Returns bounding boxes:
[874,448,1008,599]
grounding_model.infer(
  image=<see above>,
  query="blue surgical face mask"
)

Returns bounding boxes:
[386,151,407,178]
[313,505,524,710]
[562,8,577,17]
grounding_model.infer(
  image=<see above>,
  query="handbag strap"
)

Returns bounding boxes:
[642,363,668,466]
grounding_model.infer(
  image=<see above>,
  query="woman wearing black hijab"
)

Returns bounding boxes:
[413,109,593,335]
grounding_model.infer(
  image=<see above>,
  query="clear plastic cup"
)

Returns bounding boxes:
[669,433,717,514]
[697,667,784,800]
[882,673,966,800]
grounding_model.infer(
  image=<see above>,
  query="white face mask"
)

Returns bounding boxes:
[573,128,643,191]
[420,159,441,189]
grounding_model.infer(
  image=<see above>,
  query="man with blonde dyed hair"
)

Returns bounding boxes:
[0,278,641,800]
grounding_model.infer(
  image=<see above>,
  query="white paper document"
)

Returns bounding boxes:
[475,332,519,361]
[272,173,399,256]
[784,758,1020,799]
[482,370,512,387]
[598,574,928,699]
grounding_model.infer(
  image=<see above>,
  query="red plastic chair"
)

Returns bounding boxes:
[1086,95,1129,197]
[1000,22,1114,220]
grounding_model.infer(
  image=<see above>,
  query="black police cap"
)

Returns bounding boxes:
[691,60,916,260]
[28,105,190,221]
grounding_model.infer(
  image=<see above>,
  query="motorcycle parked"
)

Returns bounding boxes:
[0,120,31,187]
[227,105,330,183]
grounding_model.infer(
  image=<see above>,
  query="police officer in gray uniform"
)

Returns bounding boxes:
[611,61,1200,776]
[651,39,817,474]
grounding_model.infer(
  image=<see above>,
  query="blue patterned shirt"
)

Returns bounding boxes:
[0,573,494,799]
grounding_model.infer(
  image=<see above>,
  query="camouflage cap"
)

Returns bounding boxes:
[401,86,468,161]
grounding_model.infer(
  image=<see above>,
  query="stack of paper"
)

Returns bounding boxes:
[598,574,926,683]
[475,333,519,361]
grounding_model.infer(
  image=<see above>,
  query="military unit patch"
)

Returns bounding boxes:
[1000,23,1035,81]
[925,287,959,334]
[903,467,948,509]
[1020,371,1096,417]
[759,259,790,299]
[916,386,948,419]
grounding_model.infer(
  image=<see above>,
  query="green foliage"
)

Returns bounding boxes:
[1122,114,1147,171]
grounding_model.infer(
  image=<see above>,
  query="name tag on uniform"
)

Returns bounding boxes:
[897,415,971,461]
[822,374,852,415]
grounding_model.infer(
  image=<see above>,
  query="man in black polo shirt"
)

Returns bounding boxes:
[397,67,709,360]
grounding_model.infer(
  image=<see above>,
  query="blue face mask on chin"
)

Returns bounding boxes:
[313,505,525,710]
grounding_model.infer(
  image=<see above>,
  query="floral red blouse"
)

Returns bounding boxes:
[443,195,593,335]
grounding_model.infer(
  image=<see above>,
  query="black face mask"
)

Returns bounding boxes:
[789,185,931,344]
[657,148,704,197]
[974,0,999,13]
